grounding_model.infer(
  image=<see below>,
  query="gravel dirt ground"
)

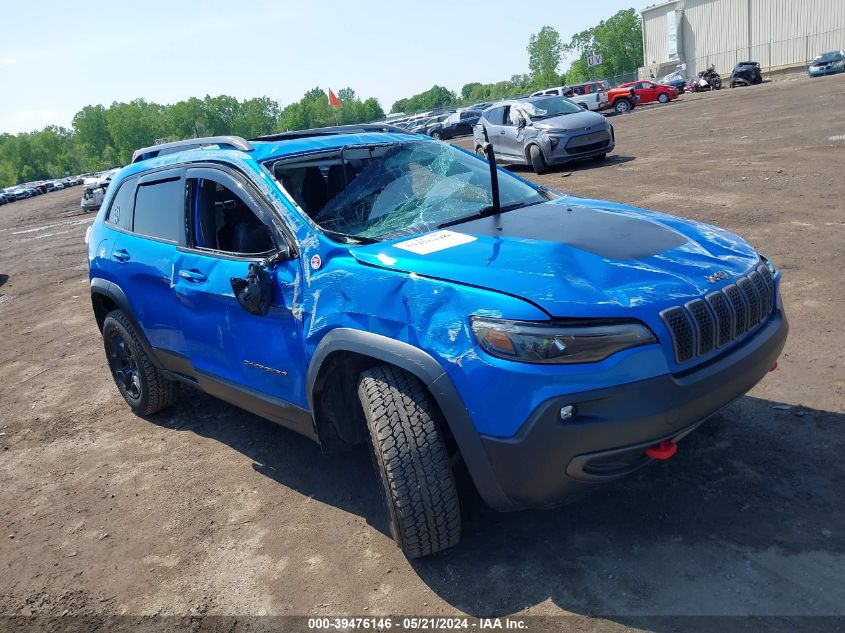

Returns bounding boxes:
[1,75,844,631]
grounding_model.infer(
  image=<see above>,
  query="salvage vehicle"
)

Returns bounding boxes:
[426,109,482,140]
[660,71,687,94]
[530,85,607,112]
[730,61,763,87]
[81,168,119,211]
[808,51,845,77]
[473,96,614,173]
[619,80,678,105]
[87,127,787,558]
[606,85,638,113]
[407,113,449,134]
[687,65,723,92]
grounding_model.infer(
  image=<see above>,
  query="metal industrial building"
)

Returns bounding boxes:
[641,0,845,78]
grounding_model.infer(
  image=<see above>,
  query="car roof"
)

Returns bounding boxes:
[120,127,423,180]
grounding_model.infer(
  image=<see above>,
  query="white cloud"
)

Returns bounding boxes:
[0,58,17,66]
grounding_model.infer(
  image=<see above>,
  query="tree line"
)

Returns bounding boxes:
[390,9,643,115]
[0,9,641,188]
[0,89,384,188]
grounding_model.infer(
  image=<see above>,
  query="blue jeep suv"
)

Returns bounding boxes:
[87,126,787,558]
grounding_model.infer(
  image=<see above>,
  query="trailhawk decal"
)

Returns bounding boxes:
[393,230,477,255]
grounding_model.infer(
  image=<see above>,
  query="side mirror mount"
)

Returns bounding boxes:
[261,243,293,268]
[230,262,273,316]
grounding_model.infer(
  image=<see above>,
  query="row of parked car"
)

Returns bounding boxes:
[378,78,686,176]
[0,176,85,205]
[385,78,679,144]
[658,50,845,94]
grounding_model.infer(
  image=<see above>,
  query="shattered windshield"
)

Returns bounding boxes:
[270,140,545,241]
[521,97,583,120]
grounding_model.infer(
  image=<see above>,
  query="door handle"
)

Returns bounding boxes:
[178,269,207,283]
[112,249,130,262]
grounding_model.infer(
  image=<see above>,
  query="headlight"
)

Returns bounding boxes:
[470,317,656,364]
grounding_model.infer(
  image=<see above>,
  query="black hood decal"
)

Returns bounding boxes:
[451,202,688,260]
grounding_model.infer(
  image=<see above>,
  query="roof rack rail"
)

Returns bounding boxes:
[250,124,409,143]
[131,136,254,164]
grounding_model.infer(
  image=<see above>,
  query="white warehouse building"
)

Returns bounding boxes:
[641,0,845,78]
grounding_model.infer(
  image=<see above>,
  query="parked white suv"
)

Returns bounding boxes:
[80,168,120,211]
[530,84,608,112]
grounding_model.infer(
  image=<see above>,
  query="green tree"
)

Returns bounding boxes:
[563,9,643,83]
[389,85,456,115]
[72,105,112,163]
[461,82,483,101]
[200,95,240,136]
[527,26,564,88]
[233,97,280,138]
[105,99,165,164]
[362,97,384,122]
[165,97,205,140]
[337,87,356,102]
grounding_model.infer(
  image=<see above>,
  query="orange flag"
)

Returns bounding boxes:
[327,89,342,109]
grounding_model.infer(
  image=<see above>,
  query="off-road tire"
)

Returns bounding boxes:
[529,145,548,174]
[357,364,461,558]
[102,310,178,416]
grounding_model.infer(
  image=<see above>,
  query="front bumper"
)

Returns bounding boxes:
[476,307,788,511]
[546,128,615,164]
[809,66,844,76]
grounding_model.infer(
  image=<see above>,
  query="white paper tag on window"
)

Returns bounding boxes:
[393,230,477,255]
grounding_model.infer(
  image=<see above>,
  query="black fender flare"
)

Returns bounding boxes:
[90,278,163,370]
[306,328,513,510]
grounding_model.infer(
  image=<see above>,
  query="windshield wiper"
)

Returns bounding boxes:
[320,228,380,244]
[436,199,543,229]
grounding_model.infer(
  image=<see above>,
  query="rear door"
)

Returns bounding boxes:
[111,169,188,362]
[172,166,309,415]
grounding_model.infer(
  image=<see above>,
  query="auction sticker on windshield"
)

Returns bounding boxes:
[393,230,477,255]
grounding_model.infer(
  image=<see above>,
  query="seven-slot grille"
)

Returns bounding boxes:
[660,263,776,364]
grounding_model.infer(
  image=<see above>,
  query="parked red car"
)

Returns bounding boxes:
[619,80,678,105]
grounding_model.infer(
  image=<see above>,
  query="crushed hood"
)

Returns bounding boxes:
[532,110,606,132]
[350,198,761,318]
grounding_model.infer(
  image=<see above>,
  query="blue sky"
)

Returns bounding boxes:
[0,0,642,134]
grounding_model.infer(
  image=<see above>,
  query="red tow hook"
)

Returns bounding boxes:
[645,440,677,461]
